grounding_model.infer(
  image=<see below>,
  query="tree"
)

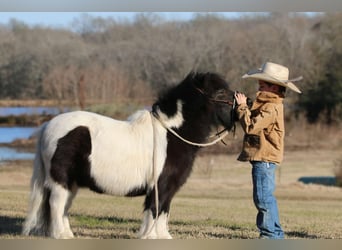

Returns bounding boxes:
[298,13,342,124]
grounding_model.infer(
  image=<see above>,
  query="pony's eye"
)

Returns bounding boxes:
[216,90,226,96]
[214,91,228,101]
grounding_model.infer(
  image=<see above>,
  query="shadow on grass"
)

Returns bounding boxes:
[286,231,318,239]
[0,216,24,235]
[71,214,141,239]
[0,214,140,239]
[298,176,337,186]
[0,215,321,239]
[72,214,141,225]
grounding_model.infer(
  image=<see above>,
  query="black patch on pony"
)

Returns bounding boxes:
[125,186,148,197]
[147,72,236,217]
[50,126,103,193]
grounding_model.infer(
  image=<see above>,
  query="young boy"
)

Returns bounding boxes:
[234,62,302,239]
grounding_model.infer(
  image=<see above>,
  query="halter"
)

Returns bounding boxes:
[195,86,237,137]
[194,86,235,106]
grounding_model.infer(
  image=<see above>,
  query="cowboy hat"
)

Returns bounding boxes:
[242,62,302,93]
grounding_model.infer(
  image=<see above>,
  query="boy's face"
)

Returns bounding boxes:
[258,80,280,94]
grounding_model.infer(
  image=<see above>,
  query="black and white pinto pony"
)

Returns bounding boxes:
[22,72,237,239]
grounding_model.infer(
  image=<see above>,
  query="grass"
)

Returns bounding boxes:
[0,148,342,239]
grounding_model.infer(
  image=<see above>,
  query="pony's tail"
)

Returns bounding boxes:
[22,123,51,236]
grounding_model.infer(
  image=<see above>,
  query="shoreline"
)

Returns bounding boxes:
[0,114,52,127]
[0,137,37,149]
[0,99,72,107]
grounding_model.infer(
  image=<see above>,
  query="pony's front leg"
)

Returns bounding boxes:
[138,209,155,238]
[138,210,172,239]
[155,211,172,239]
[138,191,172,239]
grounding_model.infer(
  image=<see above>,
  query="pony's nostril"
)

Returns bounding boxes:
[247,97,253,108]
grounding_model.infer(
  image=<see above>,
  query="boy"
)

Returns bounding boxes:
[234,62,302,239]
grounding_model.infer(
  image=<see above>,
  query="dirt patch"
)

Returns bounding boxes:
[0,160,32,188]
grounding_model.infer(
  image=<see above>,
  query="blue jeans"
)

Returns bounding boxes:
[251,161,284,239]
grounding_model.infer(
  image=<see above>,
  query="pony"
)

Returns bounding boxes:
[22,71,237,239]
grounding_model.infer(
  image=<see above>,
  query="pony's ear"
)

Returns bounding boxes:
[188,71,206,90]
[184,71,196,82]
[152,103,160,117]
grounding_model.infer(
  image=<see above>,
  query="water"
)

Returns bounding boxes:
[298,176,337,186]
[0,127,37,143]
[0,106,68,162]
[0,147,35,161]
[0,127,37,161]
[0,106,69,116]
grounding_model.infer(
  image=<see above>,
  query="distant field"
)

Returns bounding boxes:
[0,148,341,239]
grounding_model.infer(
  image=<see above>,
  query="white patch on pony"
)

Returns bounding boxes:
[137,210,154,238]
[41,110,168,196]
[90,110,171,194]
[156,100,184,129]
[138,210,172,239]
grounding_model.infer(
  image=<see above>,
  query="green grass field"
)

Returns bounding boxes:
[0,148,341,239]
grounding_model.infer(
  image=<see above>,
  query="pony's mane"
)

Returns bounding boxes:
[180,71,227,89]
[156,71,227,101]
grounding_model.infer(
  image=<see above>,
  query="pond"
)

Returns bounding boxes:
[0,106,70,162]
[0,106,69,117]
[0,127,37,161]
[0,147,35,161]
[0,127,37,143]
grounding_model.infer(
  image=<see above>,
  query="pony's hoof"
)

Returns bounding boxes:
[139,233,157,239]
[158,232,173,239]
[139,233,172,239]
[51,231,74,239]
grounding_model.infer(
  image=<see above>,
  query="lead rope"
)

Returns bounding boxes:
[146,112,159,238]
[152,112,229,147]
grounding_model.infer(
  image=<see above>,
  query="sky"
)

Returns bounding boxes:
[0,12,248,28]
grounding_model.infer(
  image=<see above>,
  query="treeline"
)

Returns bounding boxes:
[0,13,341,124]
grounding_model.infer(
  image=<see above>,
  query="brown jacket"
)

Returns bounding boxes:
[236,91,285,164]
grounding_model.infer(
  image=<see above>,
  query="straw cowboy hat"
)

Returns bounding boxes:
[242,62,302,93]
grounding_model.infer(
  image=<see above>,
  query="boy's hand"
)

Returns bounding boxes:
[234,92,247,105]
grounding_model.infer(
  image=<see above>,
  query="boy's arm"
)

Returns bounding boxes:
[236,101,275,135]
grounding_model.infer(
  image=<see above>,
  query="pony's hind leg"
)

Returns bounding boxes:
[63,184,78,238]
[49,183,74,239]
